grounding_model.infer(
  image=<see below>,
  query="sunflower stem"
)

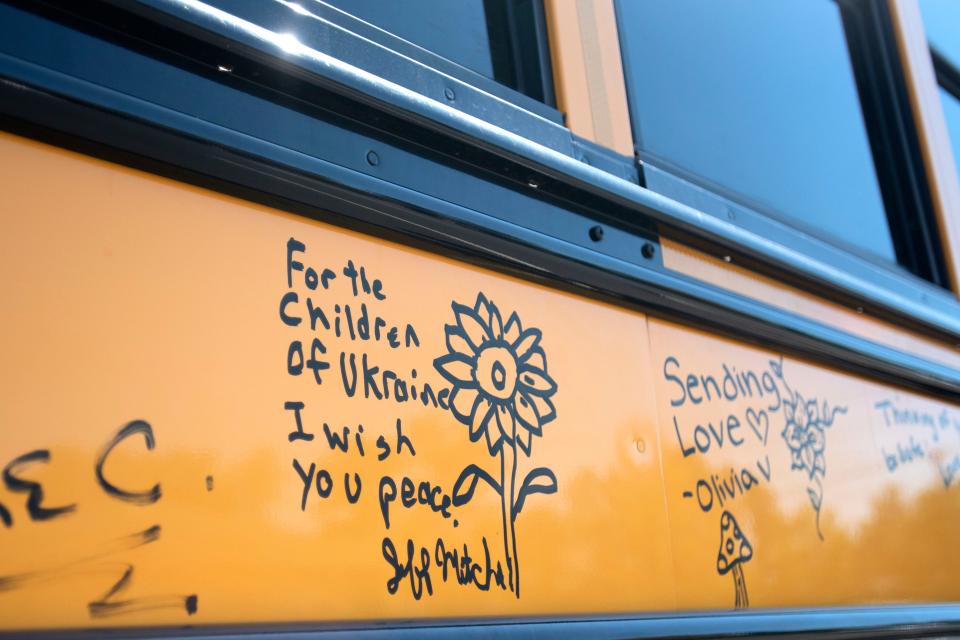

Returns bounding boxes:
[499,447,514,594]
[509,437,520,598]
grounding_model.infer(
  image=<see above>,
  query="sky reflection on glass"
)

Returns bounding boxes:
[324,0,494,78]
[919,0,960,67]
[939,88,960,180]
[617,0,896,263]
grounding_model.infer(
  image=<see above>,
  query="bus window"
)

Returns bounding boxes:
[920,0,960,179]
[940,89,960,178]
[324,0,555,104]
[615,0,936,280]
[920,0,960,65]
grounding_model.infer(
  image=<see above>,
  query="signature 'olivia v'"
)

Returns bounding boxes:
[434,292,559,598]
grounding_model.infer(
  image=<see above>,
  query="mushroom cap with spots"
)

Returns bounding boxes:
[717,510,753,575]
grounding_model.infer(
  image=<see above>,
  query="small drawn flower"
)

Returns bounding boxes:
[771,358,847,542]
[781,393,826,480]
[434,293,557,456]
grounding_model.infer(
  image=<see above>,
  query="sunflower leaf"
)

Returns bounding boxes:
[513,467,558,518]
[451,464,501,506]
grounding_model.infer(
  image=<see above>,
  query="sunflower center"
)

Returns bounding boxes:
[492,361,507,390]
[474,345,518,401]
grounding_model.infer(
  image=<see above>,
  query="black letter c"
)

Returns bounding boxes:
[95,420,161,505]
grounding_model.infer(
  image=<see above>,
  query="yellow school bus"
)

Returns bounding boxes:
[3,0,960,637]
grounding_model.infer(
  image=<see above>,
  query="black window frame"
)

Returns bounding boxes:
[838,0,949,286]
[483,0,557,106]
[615,0,950,290]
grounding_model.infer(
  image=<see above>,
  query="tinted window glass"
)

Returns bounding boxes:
[324,0,494,77]
[323,0,553,103]
[940,88,960,177]
[616,0,896,263]
[919,0,960,65]
[920,2,960,189]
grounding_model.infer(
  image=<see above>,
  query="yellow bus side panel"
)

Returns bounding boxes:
[0,132,675,628]
[649,319,960,608]
[1,132,959,631]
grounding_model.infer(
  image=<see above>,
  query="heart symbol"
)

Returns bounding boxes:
[746,408,769,445]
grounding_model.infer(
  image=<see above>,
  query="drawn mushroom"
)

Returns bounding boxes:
[716,510,753,609]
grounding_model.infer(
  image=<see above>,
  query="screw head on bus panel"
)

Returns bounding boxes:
[444,87,456,101]
[589,225,604,242]
[366,150,380,166]
[641,242,656,259]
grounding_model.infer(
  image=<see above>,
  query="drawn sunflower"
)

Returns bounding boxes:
[781,393,826,480]
[434,293,557,455]
[434,292,559,598]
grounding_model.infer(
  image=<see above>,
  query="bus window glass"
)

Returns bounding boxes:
[616,0,897,264]
[940,88,960,178]
[323,0,553,103]
[919,0,960,66]
[324,0,494,77]
[919,1,960,184]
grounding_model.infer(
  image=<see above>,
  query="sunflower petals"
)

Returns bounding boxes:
[474,292,491,315]
[450,386,480,424]
[440,295,557,457]
[495,405,515,442]
[487,301,504,339]
[514,391,542,435]
[474,293,503,339]
[434,352,477,387]
[518,365,557,395]
[516,427,533,455]
[503,311,522,343]
[484,422,505,455]
[530,394,557,425]
[513,328,542,360]
[470,399,494,441]
[445,325,476,357]
[453,302,491,350]
[524,346,546,370]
